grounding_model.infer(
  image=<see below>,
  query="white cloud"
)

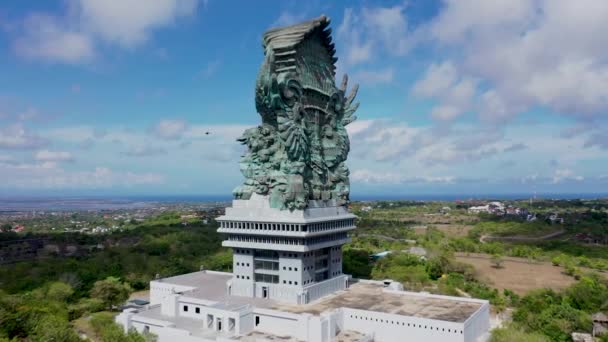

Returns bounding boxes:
[34,150,74,162]
[271,11,307,28]
[123,145,167,157]
[411,61,477,121]
[13,0,199,64]
[0,123,47,149]
[0,154,15,163]
[351,169,455,185]
[78,0,198,47]
[430,105,461,121]
[422,0,608,122]
[152,119,188,140]
[14,14,95,64]
[411,61,458,97]
[351,68,394,85]
[584,130,608,150]
[552,168,584,184]
[337,5,410,66]
[503,143,527,153]
[0,162,164,189]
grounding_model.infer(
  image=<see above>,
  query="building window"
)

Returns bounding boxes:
[183,305,188,312]
[195,307,200,314]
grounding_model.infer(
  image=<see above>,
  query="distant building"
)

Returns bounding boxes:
[468,205,490,214]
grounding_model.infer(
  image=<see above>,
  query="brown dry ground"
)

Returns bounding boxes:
[455,253,576,295]
[129,290,150,301]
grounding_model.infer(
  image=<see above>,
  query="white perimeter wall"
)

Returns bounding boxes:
[343,308,466,342]
[252,308,309,340]
[150,281,196,305]
[464,301,491,342]
[305,275,348,303]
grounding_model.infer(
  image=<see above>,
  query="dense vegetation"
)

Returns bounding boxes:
[0,213,228,341]
[1,200,608,341]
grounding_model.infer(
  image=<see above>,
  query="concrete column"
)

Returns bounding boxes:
[160,293,179,317]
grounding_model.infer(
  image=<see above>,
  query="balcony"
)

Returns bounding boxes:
[222,237,351,253]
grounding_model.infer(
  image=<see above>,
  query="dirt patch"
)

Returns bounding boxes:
[129,290,150,301]
[455,253,575,295]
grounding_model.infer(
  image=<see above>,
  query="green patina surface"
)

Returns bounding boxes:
[233,16,359,210]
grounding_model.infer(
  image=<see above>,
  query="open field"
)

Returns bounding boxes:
[455,253,576,295]
[412,223,474,238]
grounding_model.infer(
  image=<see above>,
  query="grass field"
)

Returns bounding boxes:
[412,223,474,237]
[455,253,575,295]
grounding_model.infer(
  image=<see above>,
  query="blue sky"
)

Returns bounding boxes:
[0,0,607,197]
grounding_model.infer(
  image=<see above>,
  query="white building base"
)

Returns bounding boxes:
[117,271,491,342]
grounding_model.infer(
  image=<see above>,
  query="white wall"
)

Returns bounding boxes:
[279,252,304,286]
[232,249,254,283]
[252,308,304,339]
[150,281,195,305]
[342,308,466,342]
[464,302,491,342]
[305,275,348,303]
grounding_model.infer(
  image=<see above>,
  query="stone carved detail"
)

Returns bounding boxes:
[233,16,359,210]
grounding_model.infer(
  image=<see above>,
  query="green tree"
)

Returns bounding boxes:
[68,297,105,320]
[90,277,131,310]
[343,249,372,278]
[29,314,81,342]
[490,325,549,342]
[534,304,591,341]
[565,276,608,312]
[46,282,73,302]
[490,254,504,269]
[0,224,12,233]
[90,312,146,342]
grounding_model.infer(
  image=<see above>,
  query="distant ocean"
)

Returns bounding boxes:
[0,193,606,211]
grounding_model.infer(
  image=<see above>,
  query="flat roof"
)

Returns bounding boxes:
[271,282,483,323]
[335,330,368,342]
[153,270,232,289]
[135,306,226,340]
[154,271,275,310]
[234,331,301,341]
[154,272,483,323]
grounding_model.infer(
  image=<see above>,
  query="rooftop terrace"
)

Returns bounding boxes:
[154,272,484,323]
[272,281,483,323]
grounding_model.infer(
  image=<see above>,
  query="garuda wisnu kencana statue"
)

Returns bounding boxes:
[233,15,359,210]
